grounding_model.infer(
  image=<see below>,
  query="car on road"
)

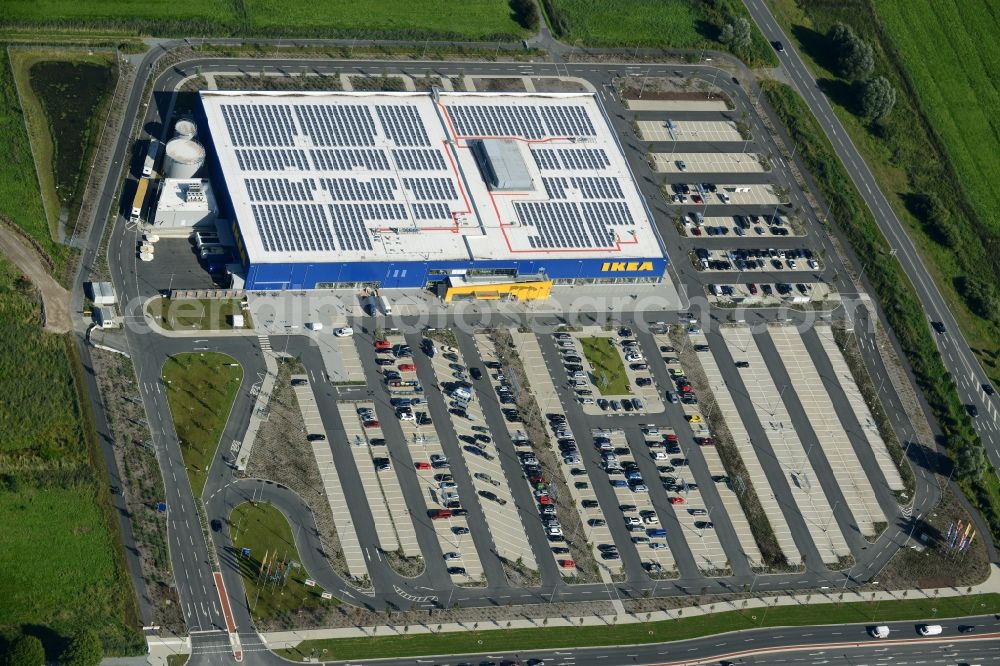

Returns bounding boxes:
[210,519,222,532]
[958,625,976,633]
[983,382,995,396]
[931,320,946,334]
[869,625,890,639]
[333,327,354,337]
[772,40,785,52]
[917,624,943,636]
[968,404,980,417]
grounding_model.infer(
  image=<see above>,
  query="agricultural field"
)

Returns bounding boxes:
[763,0,1000,382]
[0,257,140,654]
[1,0,526,39]
[541,0,776,66]
[162,352,243,497]
[0,48,70,276]
[229,501,337,627]
[10,48,117,244]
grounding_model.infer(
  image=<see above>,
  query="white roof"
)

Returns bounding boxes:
[200,90,664,264]
[156,178,216,213]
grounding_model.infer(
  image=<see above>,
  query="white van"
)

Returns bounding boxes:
[918,624,943,636]
[379,294,393,315]
[870,625,890,639]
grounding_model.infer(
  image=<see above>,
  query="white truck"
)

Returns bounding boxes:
[142,139,161,177]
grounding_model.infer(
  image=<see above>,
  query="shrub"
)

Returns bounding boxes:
[60,630,103,666]
[6,635,45,666]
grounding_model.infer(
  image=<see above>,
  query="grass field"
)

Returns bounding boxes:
[9,48,117,245]
[230,502,338,625]
[1,0,526,39]
[580,337,631,396]
[162,353,243,497]
[0,257,141,654]
[146,297,253,331]
[281,592,1000,661]
[0,48,71,276]
[541,0,776,66]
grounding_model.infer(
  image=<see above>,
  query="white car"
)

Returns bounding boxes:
[546,526,563,536]
[625,516,642,526]
[808,258,819,269]
[643,515,659,525]
[333,327,354,337]
[918,624,943,636]
[870,625,890,639]
[652,450,668,460]
[443,552,461,561]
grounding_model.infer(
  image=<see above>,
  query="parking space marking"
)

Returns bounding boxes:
[651,153,764,174]
[769,325,885,537]
[691,335,802,564]
[515,331,624,577]
[337,403,401,553]
[291,379,368,580]
[722,326,851,564]
[813,326,905,492]
[637,119,745,142]
[428,342,537,571]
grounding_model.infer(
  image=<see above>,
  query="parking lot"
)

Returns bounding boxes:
[814,326,905,492]
[707,281,836,307]
[723,326,851,564]
[681,214,801,238]
[652,152,766,174]
[769,325,885,537]
[637,119,744,142]
[426,338,538,571]
[696,247,821,273]
[690,331,801,565]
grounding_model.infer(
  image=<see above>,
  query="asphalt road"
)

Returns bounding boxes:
[741,0,1000,483]
[70,39,996,665]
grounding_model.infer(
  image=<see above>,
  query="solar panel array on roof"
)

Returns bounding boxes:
[392,148,447,171]
[320,177,397,201]
[252,203,333,252]
[570,176,624,199]
[376,105,430,147]
[413,202,452,220]
[403,177,458,201]
[516,201,609,249]
[447,105,546,140]
[294,105,377,147]
[540,105,596,137]
[542,177,568,200]
[531,149,560,171]
[328,204,380,251]
[236,149,309,171]
[309,148,388,171]
[221,104,297,147]
[555,148,610,170]
[245,178,316,202]
[582,200,633,226]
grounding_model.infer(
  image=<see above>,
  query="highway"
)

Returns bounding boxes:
[65,33,998,666]
[741,0,1000,479]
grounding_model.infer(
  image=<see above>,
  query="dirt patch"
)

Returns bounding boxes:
[474,77,527,92]
[530,78,589,93]
[0,221,71,332]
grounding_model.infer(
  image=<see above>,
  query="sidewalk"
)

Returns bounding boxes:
[261,563,1000,648]
[233,335,278,470]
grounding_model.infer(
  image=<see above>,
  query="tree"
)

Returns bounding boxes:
[60,630,103,666]
[858,76,897,121]
[509,0,540,31]
[960,276,1000,323]
[6,635,45,666]
[827,22,874,80]
[719,17,753,58]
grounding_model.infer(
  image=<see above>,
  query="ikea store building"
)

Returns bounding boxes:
[197,89,668,292]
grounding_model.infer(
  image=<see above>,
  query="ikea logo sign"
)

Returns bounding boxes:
[601,261,655,272]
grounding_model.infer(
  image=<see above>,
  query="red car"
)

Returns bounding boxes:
[748,283,758,295]
[375,340,391,350]
[415,462,431,470]
[364,420,380,429]
[398,363,416,372]
[691,194,703,204]
[538,495,553,506]
[559,559,576,569]
[665,434,679,442]
[429,509,452,520]
[697,437,715,446]
[669,497,685,505]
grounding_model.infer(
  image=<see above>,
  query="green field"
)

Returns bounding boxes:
[282,592,1000,661]
[0,47,71,276]
[1,0,526,39]
[147,297,253,331]
[229,502,338,625]
[580,337,631,396]
[0,257,140,655]
[541,0,776,66]
[162,353,243,497]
